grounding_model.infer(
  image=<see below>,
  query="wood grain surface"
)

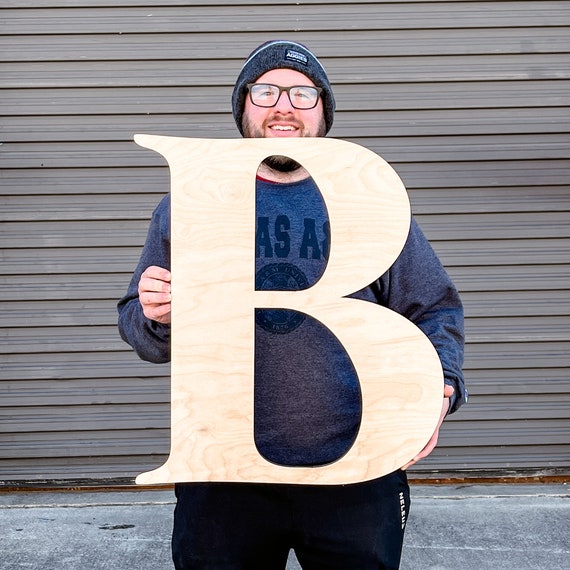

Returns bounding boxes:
[134,135,443,485]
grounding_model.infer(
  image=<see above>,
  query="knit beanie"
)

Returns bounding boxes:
[232,40,335,135]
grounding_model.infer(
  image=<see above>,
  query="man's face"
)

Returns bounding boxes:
[242,69,326,139]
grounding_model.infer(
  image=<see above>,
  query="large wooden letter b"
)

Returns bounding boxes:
[134,136,443,485]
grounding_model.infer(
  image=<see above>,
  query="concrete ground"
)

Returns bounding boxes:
[1,484,568,569]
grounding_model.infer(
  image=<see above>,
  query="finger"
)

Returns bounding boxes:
[402,453,422,470]
[402,444,433,471]
[139,291,172,306]
[139,276,172,295]
[402,423,441,470]
[142,265,171,282]
[403,388,452,471]
[142,301,171,323]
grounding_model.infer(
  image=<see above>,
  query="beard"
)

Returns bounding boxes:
[262,154,303,172]
[241,112,327,173]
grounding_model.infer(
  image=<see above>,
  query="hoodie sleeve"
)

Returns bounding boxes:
[359,218,467,414]
[117,194,171,364]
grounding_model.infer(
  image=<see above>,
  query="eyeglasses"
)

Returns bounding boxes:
[247,83,323,110]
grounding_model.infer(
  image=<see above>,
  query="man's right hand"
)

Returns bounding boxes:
[138,265,172,324]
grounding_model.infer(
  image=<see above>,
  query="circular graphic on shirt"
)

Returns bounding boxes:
[255,262,309,334]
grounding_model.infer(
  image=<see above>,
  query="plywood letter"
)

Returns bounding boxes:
[134,136,443,485]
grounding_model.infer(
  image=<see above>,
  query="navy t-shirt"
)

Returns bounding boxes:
[254,177,361,467]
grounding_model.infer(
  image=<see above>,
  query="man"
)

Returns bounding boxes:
[118,40,466,570]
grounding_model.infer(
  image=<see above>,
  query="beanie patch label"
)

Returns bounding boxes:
[285,49,308,66]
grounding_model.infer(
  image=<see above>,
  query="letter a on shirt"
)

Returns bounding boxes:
[134,135,443,486]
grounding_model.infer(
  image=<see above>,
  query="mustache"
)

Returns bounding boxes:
[264,114,304,129]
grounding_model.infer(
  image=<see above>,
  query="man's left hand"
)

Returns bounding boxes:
[401,384,455,470]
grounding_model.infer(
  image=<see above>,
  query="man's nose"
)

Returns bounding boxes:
[273,89,294,112]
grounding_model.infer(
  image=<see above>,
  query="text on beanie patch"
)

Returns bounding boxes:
[285,49,308,65]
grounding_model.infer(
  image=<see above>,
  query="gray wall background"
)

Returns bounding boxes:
[1,1,569,482]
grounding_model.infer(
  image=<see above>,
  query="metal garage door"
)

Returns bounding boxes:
[1,1,569,483]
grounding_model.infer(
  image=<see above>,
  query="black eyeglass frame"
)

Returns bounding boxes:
[246,83,323,110]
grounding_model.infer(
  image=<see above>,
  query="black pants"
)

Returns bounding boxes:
[172,470,410,570]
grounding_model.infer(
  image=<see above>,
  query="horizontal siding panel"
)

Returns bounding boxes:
[412,444,570,471]
[417,212,570,240]
[2,377,169,407]
[0,296,570,330]
[3,161,568,196]
[1,194,164,222]
[2,351,170,381]
[0,168,169,196]
[3,212,568,249]
[1,265,565,304]
[4,81,569,115]
[4,192,568,228]
[1,247,144,275]
[5,342,568,380]
[462,289,570,317]
[5,0,392,6]
[6,0,352,6]
[2,180,569,225]
[5,289,566,328]
[0,430,170,460]
[3,0,555,7]
[4,345,569,380]
[0,455,166,481]
[395,160,570,189]
[3,135,569,169]
[3,444,566,479]
[0,220,148,248]
[0,140,166,170]
[442,393,570,421]
[6,369,570,404]
[2,420,567,460]
[0,273,134,302]
[4,53,570,88]
[3,175,568,219]
[3,3,568,35]
[338,79,570,110]
[431,238,570,267]
[0,193,553,230]
[463,368,570,396]
[465,316,570,343]
[0,86,230,115]
[0,403,169,432]
[1,59,242,89]
[334,109,570,138]
[410,186,570,215]
[464,341,570,370]
[286,52,570,83]
[3,410,567,453]
[0,114,236,143]
[3,108,570,143]
[358,135,570,162]
[1,300,127,327]
[2,316,567,355]
[2,242,569,277]
[1,326,129,354]
[450,265,570,292]
[2,27,568,62]
[438,419,570,447]
[0,266,570,306]
[2,311,567,351]
[3,445,568,480]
